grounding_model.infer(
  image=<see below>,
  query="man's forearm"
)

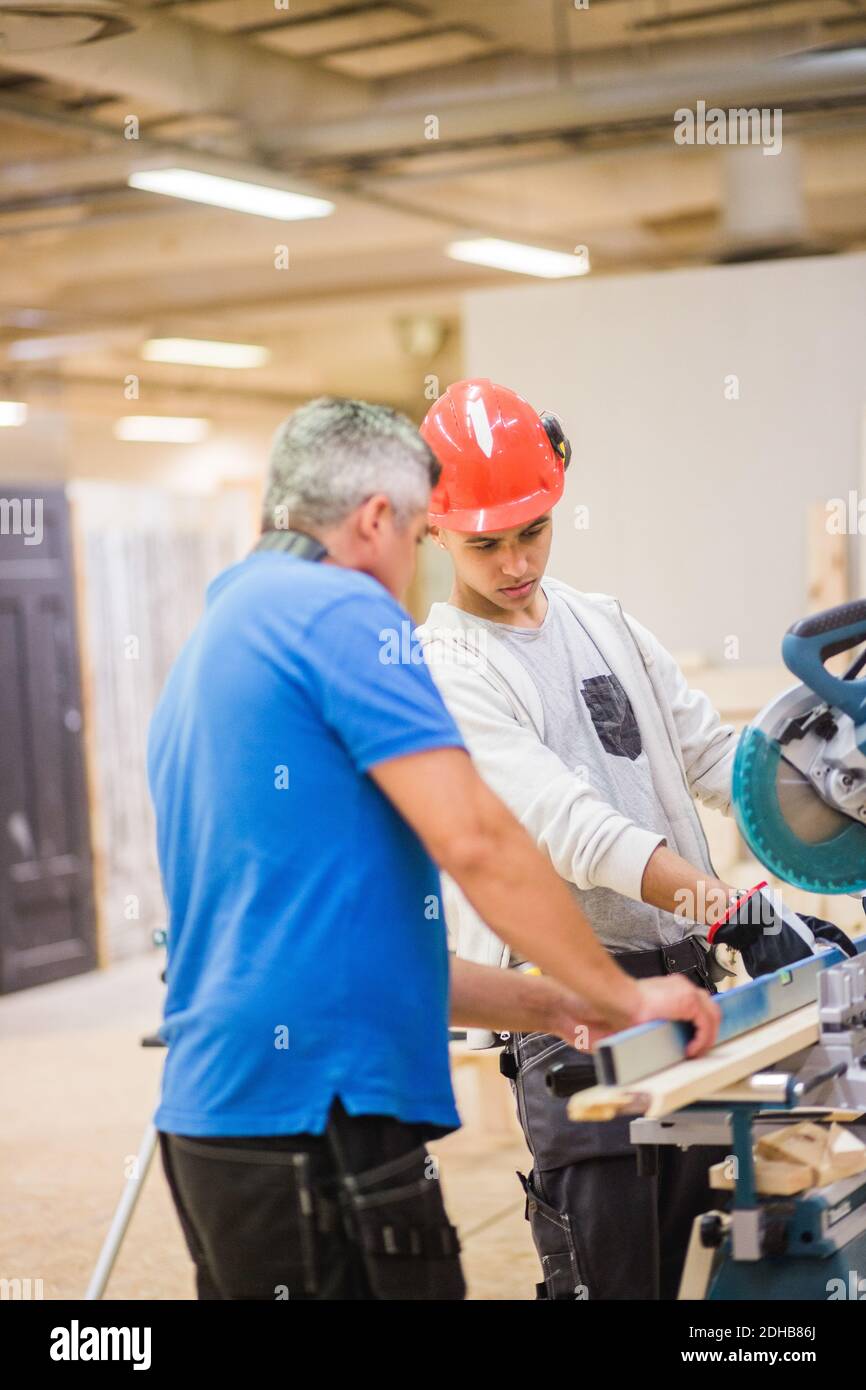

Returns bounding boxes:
[450,956,590,1043]
[640,844,735,925]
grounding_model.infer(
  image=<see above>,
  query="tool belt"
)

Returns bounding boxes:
[613,935,716,994]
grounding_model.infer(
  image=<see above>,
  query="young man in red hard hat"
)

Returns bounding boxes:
[419,378,854,1301]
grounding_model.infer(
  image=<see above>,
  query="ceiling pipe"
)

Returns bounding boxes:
[3,55,866,207]
[284,47,866,159]
[376,22,866,106]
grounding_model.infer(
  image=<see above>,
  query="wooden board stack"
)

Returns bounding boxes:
[709,1121,866,1196]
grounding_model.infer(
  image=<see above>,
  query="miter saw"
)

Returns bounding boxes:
[733,598,866,894]
[690,599,866,1298]
[555,600,866,1300]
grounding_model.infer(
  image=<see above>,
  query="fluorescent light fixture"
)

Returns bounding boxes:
[114,416,209,444]
[10,332,109,362]
[447,238,590,279]
[128,168,334,222]
[0,401,27,427]
[142,338,271,369]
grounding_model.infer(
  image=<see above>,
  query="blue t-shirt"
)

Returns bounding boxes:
[147,552,465,1137]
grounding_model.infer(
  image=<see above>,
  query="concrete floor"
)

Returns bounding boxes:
[1,955,538,1301]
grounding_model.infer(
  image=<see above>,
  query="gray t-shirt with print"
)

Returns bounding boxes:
[479,588,688,953]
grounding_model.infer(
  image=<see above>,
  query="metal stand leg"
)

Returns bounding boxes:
[85,1121,159,1300]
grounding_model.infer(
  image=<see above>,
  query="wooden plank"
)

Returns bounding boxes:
[568,1004,819,1122]
[757,1120,866,1184]
[709,1156,811,1195]
[861,406,866,602]
[807,499,849,674]
[449,1042,520,1137]
[709,1122,866,1193]
[807,498,848,613]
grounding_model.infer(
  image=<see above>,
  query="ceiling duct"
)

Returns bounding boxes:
[717,140,830,263]
[283,41,866,161]
[0,0,367,126]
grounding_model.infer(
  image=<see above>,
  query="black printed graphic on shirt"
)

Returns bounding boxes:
[580,674,643,761]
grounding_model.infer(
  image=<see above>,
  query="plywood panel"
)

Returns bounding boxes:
[70,484,251,961]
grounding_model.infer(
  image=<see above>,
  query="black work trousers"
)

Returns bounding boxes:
[159,1099,465,1301]
[505,1032,728,1300]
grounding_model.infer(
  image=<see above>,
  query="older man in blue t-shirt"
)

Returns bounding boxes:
[147,396,717,1301]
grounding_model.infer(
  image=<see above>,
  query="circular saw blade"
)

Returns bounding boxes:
[774,753,851,844]
[732,723,866,894]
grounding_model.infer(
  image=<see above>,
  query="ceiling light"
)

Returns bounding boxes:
[9,332,110,361]
[0,401,27,427]
[142,338,270,369]
[114,417,209,444]
[128,168,334,222]
[447,238,590,279]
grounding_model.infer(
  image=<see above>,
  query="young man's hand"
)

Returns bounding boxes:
[628,974,720,1057]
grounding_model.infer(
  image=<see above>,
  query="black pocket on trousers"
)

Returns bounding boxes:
[342,1145,465,1301]
[517,1170,584,1300]
[581,673,642,760]
[167,1136,323,1299]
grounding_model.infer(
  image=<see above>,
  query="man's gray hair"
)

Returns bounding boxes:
[262,396,439,532]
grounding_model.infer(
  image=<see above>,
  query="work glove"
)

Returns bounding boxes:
[707,882,857,980]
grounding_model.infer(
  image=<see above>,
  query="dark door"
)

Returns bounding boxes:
[0,486,97,992]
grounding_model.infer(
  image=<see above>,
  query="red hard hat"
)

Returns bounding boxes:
[420,378,570,533]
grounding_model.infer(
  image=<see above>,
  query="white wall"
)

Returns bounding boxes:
[463,253,866,664]
[0,408,67,477]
